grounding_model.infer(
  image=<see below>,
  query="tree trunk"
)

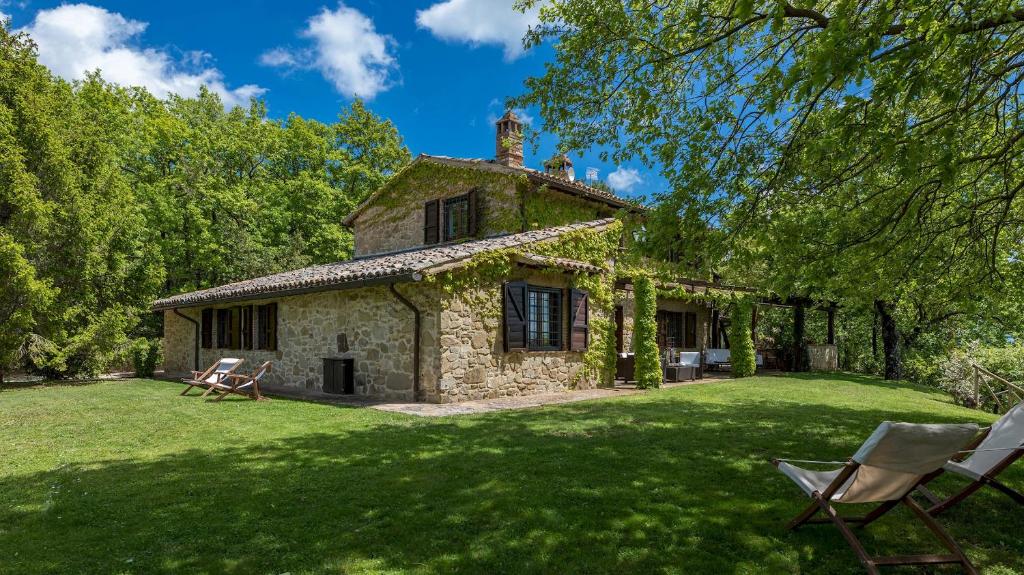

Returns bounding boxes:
[871,308,878,359]
[874,300,901,380]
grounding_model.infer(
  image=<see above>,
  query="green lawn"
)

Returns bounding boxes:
[1,374,1021,574]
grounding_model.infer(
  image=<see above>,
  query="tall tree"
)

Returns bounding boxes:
[517,0,1024,378]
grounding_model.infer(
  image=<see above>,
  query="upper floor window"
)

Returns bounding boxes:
[424,190,477,245]
[444,195,470,241]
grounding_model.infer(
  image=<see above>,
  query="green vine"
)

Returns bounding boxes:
[632,275,661,389]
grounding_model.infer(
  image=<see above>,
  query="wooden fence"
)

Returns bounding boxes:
[971,363,1024,413]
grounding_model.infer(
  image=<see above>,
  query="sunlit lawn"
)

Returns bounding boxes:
[1,373,1021,574]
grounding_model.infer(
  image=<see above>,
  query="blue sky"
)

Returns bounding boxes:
[2,0,663,199]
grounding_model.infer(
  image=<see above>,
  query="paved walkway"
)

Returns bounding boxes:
[260,377,720,416]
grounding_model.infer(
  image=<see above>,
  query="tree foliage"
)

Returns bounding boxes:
[0,26,410,378]
[517,0,1024,379]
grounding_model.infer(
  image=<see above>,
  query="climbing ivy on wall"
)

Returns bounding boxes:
[632,275,662,389]
[729,298,757,378]
[522,185,608,231]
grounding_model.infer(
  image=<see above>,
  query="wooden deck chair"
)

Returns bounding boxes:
[180,358,244,396]
[917,401,1024,515]
[202,361,270,401]
[772,422,981,575]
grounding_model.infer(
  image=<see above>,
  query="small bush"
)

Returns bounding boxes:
[131,338,162,378]
[632,275,661,389]
[729,299,757,378]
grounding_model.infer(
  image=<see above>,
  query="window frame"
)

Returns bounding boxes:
[527,286,563,351]
[443,194,471,242]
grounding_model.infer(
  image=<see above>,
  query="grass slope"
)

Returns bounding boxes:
[0,374,1021,574]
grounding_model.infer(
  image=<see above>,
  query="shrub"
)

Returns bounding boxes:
[936,343,1024,408]
[632,275,661,389]
[729,299,757,378]
[131,338,162,378]
[22,306,137,379]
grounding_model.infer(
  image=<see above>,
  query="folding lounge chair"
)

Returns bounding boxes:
[180,358,244,396]
[202,361,271,401]
[773,422,980,575]
[918,401,1024,515]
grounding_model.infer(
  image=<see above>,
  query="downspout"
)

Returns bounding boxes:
[389,284,421,401]
[172,308,200,371]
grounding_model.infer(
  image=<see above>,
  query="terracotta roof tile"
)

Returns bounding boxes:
[152,218,616,310]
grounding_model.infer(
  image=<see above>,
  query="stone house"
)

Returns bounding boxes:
[155,111,718,402]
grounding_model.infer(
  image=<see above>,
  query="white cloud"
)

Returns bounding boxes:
[486,99,533,126]
[20,4,264,107]
[416,0,539,61]
[261,3,397,99]
[607,167,643,193]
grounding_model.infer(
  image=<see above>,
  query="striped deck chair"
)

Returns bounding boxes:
[773,422,980,574]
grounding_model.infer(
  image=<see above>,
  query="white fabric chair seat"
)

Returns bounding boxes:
[777,422,979,504]
[946,401,1024,480]
[675,352,701,367]
[944,460,984,481]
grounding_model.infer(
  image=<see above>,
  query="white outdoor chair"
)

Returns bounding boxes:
[917,401,1024,515]
[773,421,980,574]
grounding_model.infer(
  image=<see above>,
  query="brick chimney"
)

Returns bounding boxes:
[495,110,523,168]
[543,153,575,181]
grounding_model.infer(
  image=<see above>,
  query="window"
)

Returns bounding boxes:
[425,190,478,245]
[257,303,278,351]
[444,194,470,241]
[657,311,684,348]
[504,282,587,353]
[201,308,213,349]
[528,287,562,350]
[684,312,697,348]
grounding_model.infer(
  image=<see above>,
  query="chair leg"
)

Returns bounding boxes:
[927,480,986,516]
[915,485,942,506]
[902,496,979,575]
[180,384,195,396]
[856,499,900,528]
[814,495,880,575]
[786,500,821,530]
[986,477,1024,505]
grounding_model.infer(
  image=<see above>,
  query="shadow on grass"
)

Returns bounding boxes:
[0,378,1021,574]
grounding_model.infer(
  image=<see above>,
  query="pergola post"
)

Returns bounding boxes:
[793,300,808,372]
[827,306,836,345]
[711,307,720,348]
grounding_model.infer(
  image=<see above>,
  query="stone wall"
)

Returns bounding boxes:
[435,270,607,402]
[808,344,838,371]
[162,283,441,402]
[352,163,522,257]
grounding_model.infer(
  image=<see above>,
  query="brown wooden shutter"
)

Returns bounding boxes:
[503,281,528,352]
[201,309,213,349]
[216,309,230,348]
[467,189,478,237]
[241,305,254,350]
[424,200,440,244]
[267,302,278,351]
[569,289,589,351]
[230,307,241,349]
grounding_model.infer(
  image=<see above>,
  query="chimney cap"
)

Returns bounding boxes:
[497,109,520,124]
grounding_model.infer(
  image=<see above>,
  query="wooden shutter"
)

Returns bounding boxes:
[216,309,230,348]
[503,281,528,352]
[201,309,213,349]
[467,189,478,237]
[569,289,589,351]
[241,305,254,350]
[266,302,278,351]
[684,312,697,348]
[424,200,440,244]
[230,307,241,349]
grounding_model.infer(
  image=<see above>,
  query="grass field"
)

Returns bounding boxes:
[1,373,1021,574]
